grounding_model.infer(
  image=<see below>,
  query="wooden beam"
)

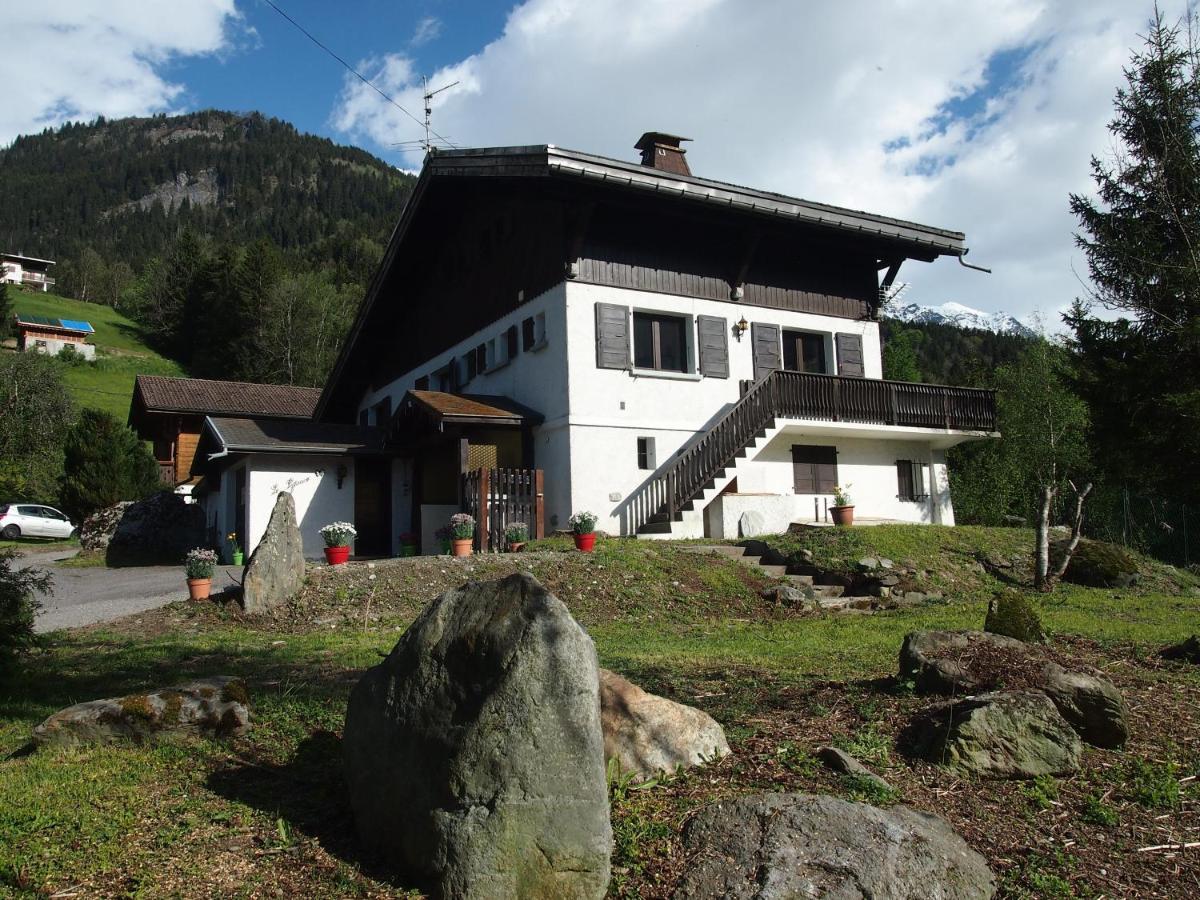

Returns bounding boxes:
[730,231,761,300]
[564,201,596,279]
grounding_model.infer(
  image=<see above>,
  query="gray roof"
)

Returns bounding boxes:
[204,417,387,455]
[428,144,966,255]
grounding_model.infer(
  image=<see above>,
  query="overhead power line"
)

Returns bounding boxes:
[260,0,456,149]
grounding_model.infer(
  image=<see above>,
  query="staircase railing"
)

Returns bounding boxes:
[640,371,997,528]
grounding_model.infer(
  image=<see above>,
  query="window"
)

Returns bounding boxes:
[506,324,519,359]
[475,344,487,373]
[522,316,536,351]
[460,351,476,385]
[358,409,370,426]
[637,437,657,470]
[897,460,929,501]
[633,312,688,372]
[792,445,837,494]
[432,363,455,392]
[372,397,392,426]
[414,375,430,391]
[782,330,828,374]
[523,312,548,351]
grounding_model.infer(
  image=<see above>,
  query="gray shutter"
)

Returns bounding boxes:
[896,460,913,500]
[696,315,729,378]
[814,447,838,493]
[836,333,865,378]
[751,322,781,381]
[792,446,816,493]
[595,303,630,369]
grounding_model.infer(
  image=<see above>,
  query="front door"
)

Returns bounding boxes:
[355,458,392,556]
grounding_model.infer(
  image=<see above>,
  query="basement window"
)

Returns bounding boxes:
[896,460,929,501]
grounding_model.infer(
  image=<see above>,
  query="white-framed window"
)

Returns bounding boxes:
[633,310,692,373]
[896,459,929,501]
[523,311,548,351]
[782,329,832,374]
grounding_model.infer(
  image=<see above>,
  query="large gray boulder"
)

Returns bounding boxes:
[343,573,611,899]
[913,691,1082,778]
[32,676,250,749]
[899,630,1031,695]
[85,492,206,566]
[241,492,305,615]
[1040,662,1129,748]
[674,792,995,899]
[600,668,730,777]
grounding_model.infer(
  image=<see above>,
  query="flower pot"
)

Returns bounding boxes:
[440,539,451,555]
[452,538,473,557]
[573,532,597,552]
[830,505,855,526]
[508,541,526,553]
[399,543,417,558]
[324,545,351,565]
[231,551,244,566]
[186,577,212,601]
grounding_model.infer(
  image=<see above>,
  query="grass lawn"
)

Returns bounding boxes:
[8,290,187,418]
[2,527,1198,897]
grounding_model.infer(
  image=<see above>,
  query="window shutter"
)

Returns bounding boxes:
[814,448,838,494]
[836,333,865,378]
[507,324,519,358]
[595,302,630,369]
[914,462,927,498]
[792,446,816,493]
[696,315,729,378]
[792,445,837,493]
[463,352,476,383]
[751,322,781,381]
[896,460,913,500]
[522,317,535,351]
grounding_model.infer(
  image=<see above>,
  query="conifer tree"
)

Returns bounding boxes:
[59,410,160,521]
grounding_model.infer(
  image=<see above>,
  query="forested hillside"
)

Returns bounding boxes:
[0,110,413,288]
[880,318,1032,386]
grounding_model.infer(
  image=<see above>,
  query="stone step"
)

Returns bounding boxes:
[757,564,789,577]
[817,596,877,611]
[811,584,845,599]
[679,544,747,559]
[786,573,815,587]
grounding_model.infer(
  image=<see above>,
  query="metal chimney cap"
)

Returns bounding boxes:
[634,132,692,151]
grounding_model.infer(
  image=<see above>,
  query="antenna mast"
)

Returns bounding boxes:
[422,76,460,153]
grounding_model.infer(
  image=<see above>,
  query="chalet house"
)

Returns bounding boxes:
[190,133,998,559]
[13,314,96,360]
[1,252,56,292]
[128,375,323,495]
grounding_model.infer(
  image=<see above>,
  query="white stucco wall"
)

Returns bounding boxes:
[561,281,889,534]
[245,455,356,558]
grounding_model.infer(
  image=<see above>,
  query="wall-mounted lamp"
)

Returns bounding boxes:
[336,464,348,489]
[734,317,749,341]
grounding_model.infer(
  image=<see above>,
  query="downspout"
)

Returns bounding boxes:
[957,248,992,274]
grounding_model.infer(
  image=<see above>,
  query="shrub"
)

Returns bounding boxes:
[985,592,1046,643]
[0,549,51,676]
[1061,539,1139,588]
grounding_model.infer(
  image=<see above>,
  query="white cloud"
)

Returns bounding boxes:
[332,0,1166,323]
[410,15,442,47]
[0,0,241,146]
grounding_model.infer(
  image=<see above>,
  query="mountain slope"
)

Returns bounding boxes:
[0,110,414,285]
[886,301,1037,338]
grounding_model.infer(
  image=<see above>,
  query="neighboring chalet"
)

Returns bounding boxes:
[128,375,323,497]
[1,252,56,292]
[13,314,96,359]
[188,133,999,559]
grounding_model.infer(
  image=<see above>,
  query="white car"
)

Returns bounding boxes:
[0,503,77,540]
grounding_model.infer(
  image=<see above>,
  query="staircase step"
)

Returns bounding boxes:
[757,564,788,577]
[811,584,845,599]
[786,573,815,587]
[680,545,746,559]
[817,596,876,611]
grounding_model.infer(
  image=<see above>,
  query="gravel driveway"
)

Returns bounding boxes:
[15,551,244,633]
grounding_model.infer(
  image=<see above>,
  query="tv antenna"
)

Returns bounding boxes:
[394,76,460,155]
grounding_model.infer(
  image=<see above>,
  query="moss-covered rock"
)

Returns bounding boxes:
[985,593,1046,643]
[1060,540,1139,588]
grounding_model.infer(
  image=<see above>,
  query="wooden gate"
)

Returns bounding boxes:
[461,467,545,552]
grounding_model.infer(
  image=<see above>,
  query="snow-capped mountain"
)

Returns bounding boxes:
[885,301,1037,338]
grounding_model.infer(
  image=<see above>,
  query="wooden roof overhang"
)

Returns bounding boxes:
[191,416,389,476]
[390,390,543,446]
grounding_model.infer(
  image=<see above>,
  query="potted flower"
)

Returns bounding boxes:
[185,548,218,601]
[226,532,243,566]
[568,511,598,552]
[398,531,419,557]
[320,521,357,565]
[449,513,475,557]
[435,524,453,555]
[830,485,855,526]
[505,522,528,553]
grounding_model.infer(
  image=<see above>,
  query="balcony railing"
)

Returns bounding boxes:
[20,272,54,286]
[637,370,996,530]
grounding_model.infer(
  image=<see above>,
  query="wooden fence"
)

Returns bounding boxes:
[461,467,545,552]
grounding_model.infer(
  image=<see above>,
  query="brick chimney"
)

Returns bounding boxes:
[634,132,692,176]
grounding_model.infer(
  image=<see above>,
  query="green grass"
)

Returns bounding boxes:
[8,290,187,418]
[1,526,1198,896]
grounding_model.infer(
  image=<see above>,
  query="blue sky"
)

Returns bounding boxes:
[0,1,1174,323]
[168,1,508,159]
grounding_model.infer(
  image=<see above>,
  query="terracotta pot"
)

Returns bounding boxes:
[508,541,526,553]
[324,545,351,565]
[573,532,597,552]
[452,538,473,557]
[187,577,212,601]
[830,505,855,526]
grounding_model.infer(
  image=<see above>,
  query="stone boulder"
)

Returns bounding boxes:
[912,691,1082,778]
[600,668,730,777]
[1058,539,1140,588]
[899,630,1032,695]
[817,746,893,792]
[84,492,206,565]
[32,676,250,750]
[674,792,995,899]
[1161,635,1200,663]
[1040,662,1128,748]
[343,573,611,899]
[737,510,766,538]
[242,492,305,615]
